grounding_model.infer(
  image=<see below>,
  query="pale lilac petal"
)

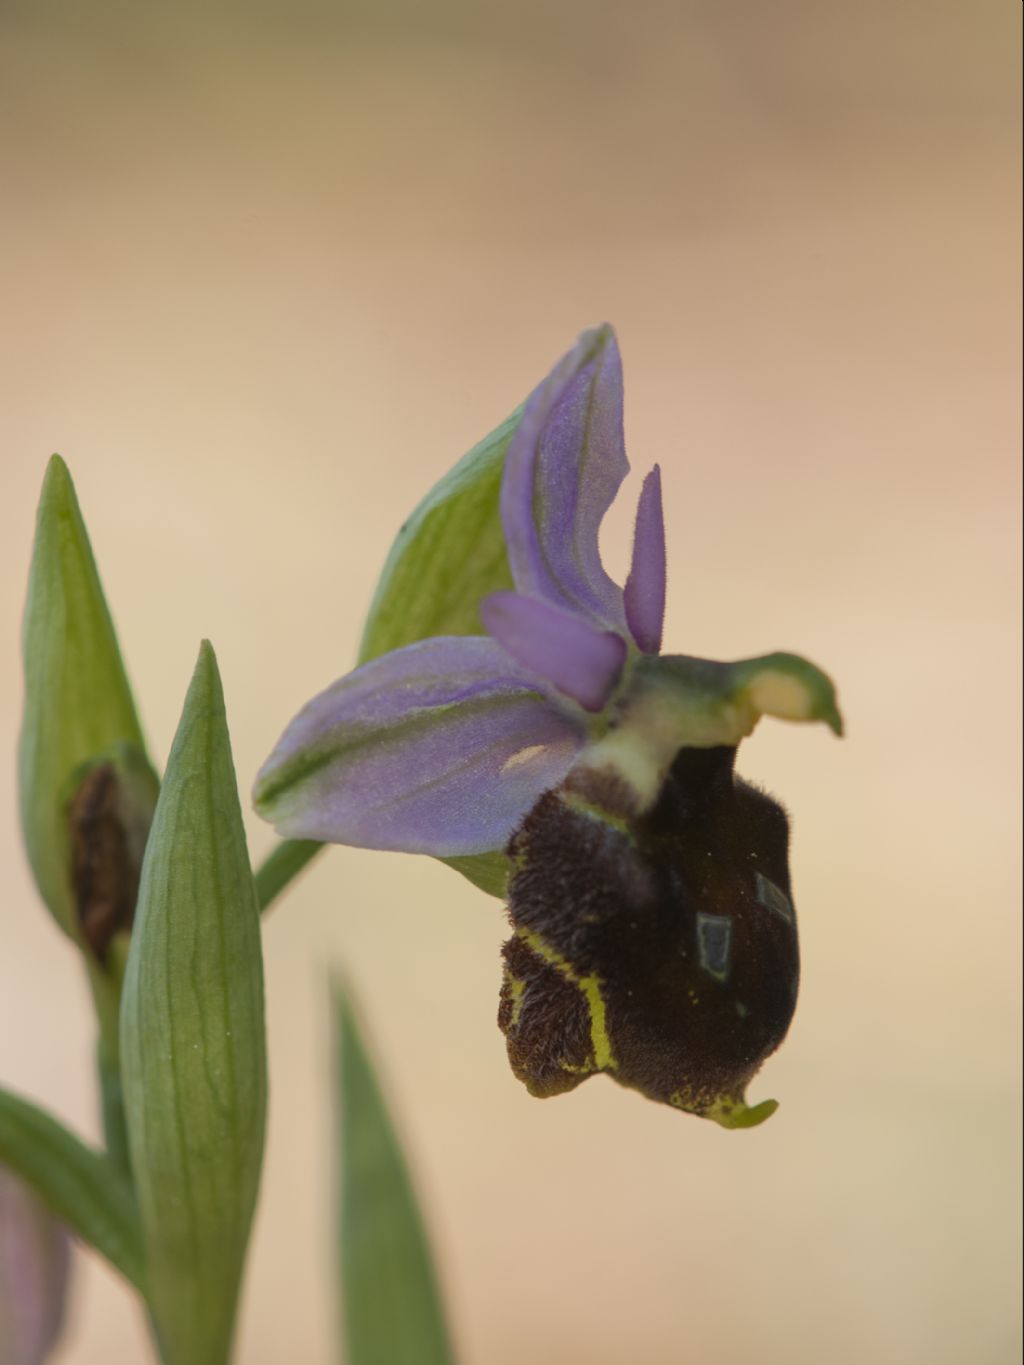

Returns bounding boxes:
[253,637,586,854]
[0,1168,72,1365]
[502,326,629,630]
[623,465,667,654]
[481,591,627,713]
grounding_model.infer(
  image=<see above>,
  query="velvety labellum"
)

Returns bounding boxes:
[498,745,798,1126]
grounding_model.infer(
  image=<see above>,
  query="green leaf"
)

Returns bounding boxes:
[19,454,158,938]
[334,983,455,1365]
[120,642,266,1365]
[0,1087,144,1289]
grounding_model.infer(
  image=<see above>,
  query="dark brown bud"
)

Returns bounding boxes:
[69,754,156,964]
[499,745,798,1127]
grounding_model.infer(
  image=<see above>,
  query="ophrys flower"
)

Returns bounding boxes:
[254,325,842,1126]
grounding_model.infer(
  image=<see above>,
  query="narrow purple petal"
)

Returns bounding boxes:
[502,326,629,630]
[481,591,627,713]
[253,637,586,854]
[623,465,667,654]
[0,1168,71,1365]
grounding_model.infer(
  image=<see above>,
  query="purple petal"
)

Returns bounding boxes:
[253,636,586,854]
[502,326,629,631]
[481,591,627,713]
[0,1168,72,1365]
[623,465,667,654]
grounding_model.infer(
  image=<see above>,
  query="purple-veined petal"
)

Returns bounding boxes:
[502,326,629,631]
[253,636,586,854]
[481,591,627,713]
[623,464,667,654]
[0,1167,71,1365]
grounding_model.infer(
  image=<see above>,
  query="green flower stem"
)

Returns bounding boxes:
[255,838,323,913]
[96,1035,129,1172]
[83,950,131,1170]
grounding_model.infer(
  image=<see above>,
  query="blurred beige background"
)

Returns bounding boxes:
[1,3,1020,1363]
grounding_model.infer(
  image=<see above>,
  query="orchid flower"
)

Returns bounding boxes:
[254,326,842,1127]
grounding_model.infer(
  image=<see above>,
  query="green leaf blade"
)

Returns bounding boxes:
[19,455,156,937]
[120,642,266,1365]
[0,1087,144,1289]
[334,984,456,1365]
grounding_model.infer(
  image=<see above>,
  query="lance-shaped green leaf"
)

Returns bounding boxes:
[334,983,455,1365]
[19,454,157,938]
[120,643,266,1365]
[0,1087,144,1289]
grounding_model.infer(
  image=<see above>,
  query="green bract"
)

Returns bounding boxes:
[19,455,158,940]
[334,984,455,1365]
[120,643,266,1365]
[357,405,520,661]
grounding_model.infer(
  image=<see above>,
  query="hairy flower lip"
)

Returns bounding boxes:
[499,741,800,1126]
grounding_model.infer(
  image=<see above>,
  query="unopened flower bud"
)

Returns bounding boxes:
[68,744,157,964]
[19,456,156,941]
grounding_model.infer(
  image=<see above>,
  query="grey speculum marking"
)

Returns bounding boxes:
[697,912,733,981]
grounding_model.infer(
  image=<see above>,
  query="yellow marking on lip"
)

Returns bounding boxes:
[515,925,616,1072]
[559,789,636,839]
[503,970,527,1029]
